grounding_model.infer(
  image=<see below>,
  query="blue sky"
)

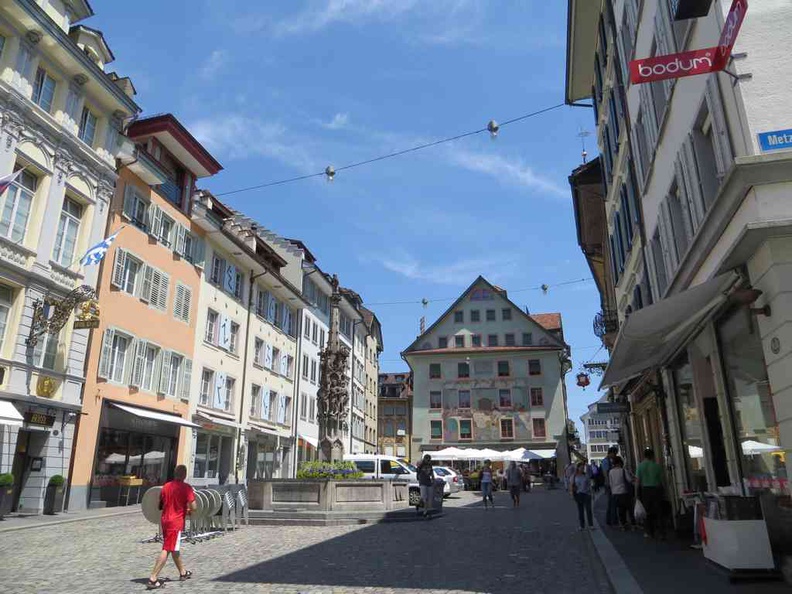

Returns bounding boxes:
[92,0,606,426]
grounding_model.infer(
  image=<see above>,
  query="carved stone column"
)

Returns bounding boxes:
[317,275,350,462]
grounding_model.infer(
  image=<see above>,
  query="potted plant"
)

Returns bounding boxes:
[0,473,14,519]
[43,474,65,515]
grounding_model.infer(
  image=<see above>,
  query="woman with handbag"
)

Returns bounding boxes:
[607,456,634,530]
[570,462,595,531]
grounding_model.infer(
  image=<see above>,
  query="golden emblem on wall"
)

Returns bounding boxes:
[36,375,58,398]
[73,299,100,330]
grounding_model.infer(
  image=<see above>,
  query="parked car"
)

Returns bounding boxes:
[433,466,461,496]
[343,454,417,481]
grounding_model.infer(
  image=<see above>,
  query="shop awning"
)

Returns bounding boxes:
[0,399,23,427]
[299,434,319,449]
[109,402,199,428]
[601,272,740,389]
[194,412,242,430]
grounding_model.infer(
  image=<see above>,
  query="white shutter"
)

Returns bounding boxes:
[123,338,137,385]
[660,200,678,272]
[219,314,231,350]
[150,269,162,308]
[122,185,135,220]
[140,265,153,302]
[224,263,237,294]
[279,353,288,376]
[264,343,273,369]
[174,224,186,256]
[681,133,705,223]
[174,284,184,321]
[674,157,696,239]
[640,85,658,148]
[192,238,205,268]
[97,328,115,379]
[214,371,227,409]
[261,387,271,420]
[180,358,192,400]
[159,272,170,310]
[131,339,146,387]
[178,285,191,323]
[277,393,286,424]
[158,350,172,394]
[267,295,277,323]
[705,74,733,181]
[148,205,161,237]
[111,248,126,288]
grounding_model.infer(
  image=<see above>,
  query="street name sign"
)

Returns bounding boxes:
[758,129,792,153]
[596,402,631,414]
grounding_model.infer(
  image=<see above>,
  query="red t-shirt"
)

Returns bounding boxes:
[159,479,195,529]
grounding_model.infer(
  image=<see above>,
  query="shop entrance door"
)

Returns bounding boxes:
[10,430,31,511]
[703,396,730,487]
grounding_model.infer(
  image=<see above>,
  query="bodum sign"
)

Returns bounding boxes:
[630,0,747,85]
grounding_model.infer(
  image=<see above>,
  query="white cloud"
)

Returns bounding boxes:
[370,253,516,285]
[189,114,317,171]
[199,49,228,81]
[444,147,567,198]
[321,112,350,130]
[272,0,419,36]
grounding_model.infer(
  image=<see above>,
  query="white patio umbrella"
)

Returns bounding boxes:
[431,447,466,460]
[741,440,782,456]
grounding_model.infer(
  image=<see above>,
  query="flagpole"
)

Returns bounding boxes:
[67,224,127,272]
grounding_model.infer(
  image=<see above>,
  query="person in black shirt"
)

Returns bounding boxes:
[416,454,435,518]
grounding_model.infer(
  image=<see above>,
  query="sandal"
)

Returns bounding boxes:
[179,571,192,581]
[147,579,164,590]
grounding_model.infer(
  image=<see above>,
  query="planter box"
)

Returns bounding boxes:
[248,479,410,513]
[0,486,13,518]
[43,485,65,515]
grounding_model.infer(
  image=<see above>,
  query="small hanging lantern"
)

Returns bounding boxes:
[576,372,591,388]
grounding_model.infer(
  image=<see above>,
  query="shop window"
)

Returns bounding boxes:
[672,352,707,491]
[459,419,472,440]
[430,420,442,440]
[500,418,514,439]
[430,391,442,409]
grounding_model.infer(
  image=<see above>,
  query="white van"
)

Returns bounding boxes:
[343,454,417,481]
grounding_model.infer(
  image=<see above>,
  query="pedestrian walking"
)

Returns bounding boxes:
[521,464,532,493]
[480,459,494,508]
[601,446,618,525]
[506,461,523,507]
[416,454,435,518]
[636,447,665,539]
[607,456,634,530]
[147,464,196,590]
[570,461,595,531]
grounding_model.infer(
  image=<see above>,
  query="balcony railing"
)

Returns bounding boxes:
[159,178,183,207]
[593,309,619,339]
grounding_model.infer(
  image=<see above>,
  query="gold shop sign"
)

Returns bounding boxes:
[73,299,100,330]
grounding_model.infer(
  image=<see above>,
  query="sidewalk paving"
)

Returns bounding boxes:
[0,504,140,533]
[590,492,789,593]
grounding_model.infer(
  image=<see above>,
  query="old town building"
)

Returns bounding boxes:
[377,371,412,460]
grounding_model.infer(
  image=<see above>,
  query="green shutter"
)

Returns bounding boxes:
[97,328,115,379]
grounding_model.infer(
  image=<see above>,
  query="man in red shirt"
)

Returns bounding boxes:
[148,465,196,590]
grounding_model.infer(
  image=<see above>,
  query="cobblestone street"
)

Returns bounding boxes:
[0,489,611,594]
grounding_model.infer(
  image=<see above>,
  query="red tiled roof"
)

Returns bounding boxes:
[530,313,562,331]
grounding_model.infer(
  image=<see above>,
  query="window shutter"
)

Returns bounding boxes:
[158,272,170,310]
[176,285,191,323]
[140,265,153,302]
[705,74,733,181]
[640,85,658,148]
[219,314,231,350]
[130,339,146,387]
[148,205,161,238]
[261,387,271,420]
[97,328,115,379]
[180,358,192,400]
[659,200,678,272]
[682,133,705,224]
[674,157,697,238]
[214,371,227,409]
[150,269,162,307]
[122,185,135,220]
[264,343,273,369]
[123,338,137,385]
[280,353,288,376]
[192,238,205,268]
[153,348,163,389]
[654,11,674,98]
[277,393,286,424]
[111,248,126,288]
[223,263,237,294]
[267,295,277,323]
[174,224,186,256]
[158,350,172,394]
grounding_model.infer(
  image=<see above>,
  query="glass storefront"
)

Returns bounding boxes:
[92,405,179,506]
[716,306,784,492]
[192,431,232,484]
[247,433,278,480]
[672,352,708,492]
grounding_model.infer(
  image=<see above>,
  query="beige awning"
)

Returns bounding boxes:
[109,402,199,428]
[0,399,23,427]
[600,272,740,389]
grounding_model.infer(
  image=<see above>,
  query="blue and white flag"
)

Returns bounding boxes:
[79,229,122,266]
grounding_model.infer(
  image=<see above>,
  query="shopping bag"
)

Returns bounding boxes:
[634,499,647,523]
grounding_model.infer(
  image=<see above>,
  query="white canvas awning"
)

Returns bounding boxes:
[0,399,23,427]
[110,402,199,428]
[194,411,242,430]
[299,434,319,449]
[601,272,740,389]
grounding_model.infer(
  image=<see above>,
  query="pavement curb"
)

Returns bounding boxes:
[0,508,141,533]
[589,510,644,594]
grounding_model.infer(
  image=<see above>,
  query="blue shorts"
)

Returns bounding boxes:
[481,481,493,498]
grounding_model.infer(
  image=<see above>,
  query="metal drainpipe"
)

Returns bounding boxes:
[234,269,267,484]
[290,310,304,475]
